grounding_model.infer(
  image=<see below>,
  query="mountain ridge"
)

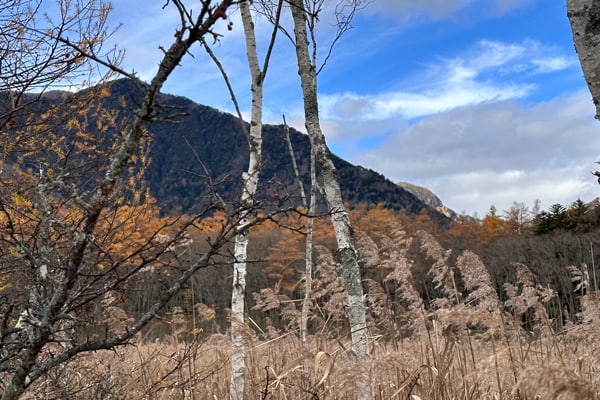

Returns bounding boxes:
[14,78,450,224]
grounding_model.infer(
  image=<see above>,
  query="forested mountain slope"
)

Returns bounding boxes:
[87,79,448,221]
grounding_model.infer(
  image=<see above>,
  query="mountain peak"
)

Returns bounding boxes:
[14,78,449,223]
[397,182,456,220]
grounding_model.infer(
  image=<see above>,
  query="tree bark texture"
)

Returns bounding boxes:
[230,1,264,399]
[288,0,370,362]
[567,0,600,118]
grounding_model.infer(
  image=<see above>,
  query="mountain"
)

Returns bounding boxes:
[397,182,457,220]
[397,182,443,208]
[11,79,449,223]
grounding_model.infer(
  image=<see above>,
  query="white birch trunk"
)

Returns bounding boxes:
[567,0,600,118]
[289,0,370,365]
[230,231,250,400]
[230,1,264,398]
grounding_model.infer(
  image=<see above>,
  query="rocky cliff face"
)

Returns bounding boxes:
[397,182,457,220]
[397,182,443,208]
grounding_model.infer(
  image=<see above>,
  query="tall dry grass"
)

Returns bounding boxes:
[22,325,599,399]
[18,228,600,400]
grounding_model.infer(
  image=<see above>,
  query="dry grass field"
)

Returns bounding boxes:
[22,310,600,400]
[20,232,600,400]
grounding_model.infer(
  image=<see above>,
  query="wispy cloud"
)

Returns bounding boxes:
[318,39,572,123]
[352,91,600,216]
[531,56,577,73]
[319,82,530,121]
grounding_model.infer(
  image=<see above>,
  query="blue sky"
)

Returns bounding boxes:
[106,0,600,217]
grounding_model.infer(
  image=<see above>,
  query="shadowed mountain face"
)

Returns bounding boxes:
[11,78,448,222]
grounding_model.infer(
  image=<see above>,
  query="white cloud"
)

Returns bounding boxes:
[433,168,596,217]
[320,82,529,121]
[350,91,600,216]
[108,1,253,103]
[531,57,577,73]
[318,39,572,123]
[464,40,526,69]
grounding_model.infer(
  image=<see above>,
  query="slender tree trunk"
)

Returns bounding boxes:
[567,0,600,119]
[230,1,264,398]
[283,116,307,202]
[283,117,313,345]
[289,0,370,362]
[301,147,316,345]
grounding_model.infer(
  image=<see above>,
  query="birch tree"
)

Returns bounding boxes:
[201,1,283,397]
[229,1,281,398]
[288,0,370,364]
[0,1,240,398]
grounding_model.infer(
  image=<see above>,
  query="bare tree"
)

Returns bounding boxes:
[0,1,243,398]
[0,0,120,133]
[503,201,531,235]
